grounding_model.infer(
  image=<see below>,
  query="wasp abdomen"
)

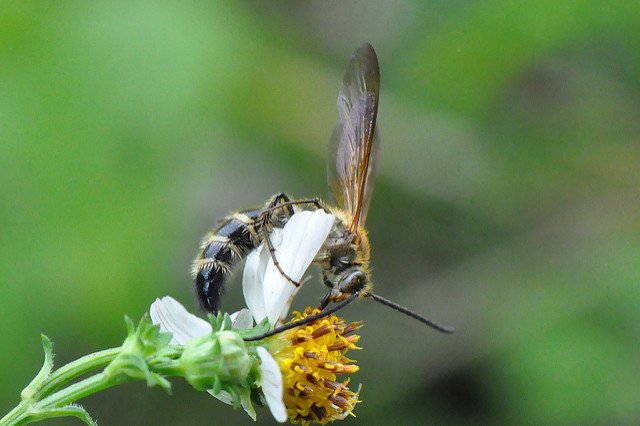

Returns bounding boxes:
[193,212,260,312]
[192,193,297,313]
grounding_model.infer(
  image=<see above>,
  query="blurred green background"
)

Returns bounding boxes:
[2,1,639,424]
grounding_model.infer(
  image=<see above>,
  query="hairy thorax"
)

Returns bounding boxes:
[318,208,372,300]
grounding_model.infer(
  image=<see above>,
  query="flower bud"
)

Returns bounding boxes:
[180,331,251,391]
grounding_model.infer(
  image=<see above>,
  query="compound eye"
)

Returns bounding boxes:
[339,270,366,294]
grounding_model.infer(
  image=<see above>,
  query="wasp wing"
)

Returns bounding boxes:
[327,43,380,231]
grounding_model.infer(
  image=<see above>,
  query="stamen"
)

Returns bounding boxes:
[322,379,343,391]
[266,307,362,424]
[321,361,339,370]
[310,404,327,421]
[342,322,362,335]
[328,394,349,410]
[326,341,348,351]
[292,335,311,345]
[292,363,311,374]
[311,324,331,338]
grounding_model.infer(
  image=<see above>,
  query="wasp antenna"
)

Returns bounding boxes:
[243,293,359,342]
[368,293,454,334]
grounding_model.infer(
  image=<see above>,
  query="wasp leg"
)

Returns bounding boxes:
[260,193,301,287]
[260,197,326,215]
[263,226,301,287]
[259,195,327,287]
[268,192,295,216]
[318,291,332,310]
[243,293,359,342]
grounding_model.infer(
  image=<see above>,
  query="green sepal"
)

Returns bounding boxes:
[104,315,174,392]
[207,311,234,333]
[236,318,271,342]
[180,330,251,392]
[211,375,222,395]
[240,388,257,421]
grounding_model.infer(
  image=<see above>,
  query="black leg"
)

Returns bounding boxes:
[260,197,326,215]
[318,291,332,310]
[257,194,328,288]
[263,227,301,287]
[243,293,359,342]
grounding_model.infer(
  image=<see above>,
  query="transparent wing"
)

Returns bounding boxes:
[327,43,380,231]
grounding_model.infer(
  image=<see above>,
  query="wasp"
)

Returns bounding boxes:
[191,192,321,313]
[193,43,452,337]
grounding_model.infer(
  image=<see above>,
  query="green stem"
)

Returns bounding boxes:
[37,347,121,399]
[0,349,124,426]
[7,372,128,425]
[1,315,249,424]
[1,401,29,425]
[38,372,126,409]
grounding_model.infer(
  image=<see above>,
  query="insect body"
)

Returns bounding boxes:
[194,43,452,336]
[318,208,372,303]
[192,193,297,312]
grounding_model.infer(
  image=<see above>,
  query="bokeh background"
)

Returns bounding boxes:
[2,1,639,424]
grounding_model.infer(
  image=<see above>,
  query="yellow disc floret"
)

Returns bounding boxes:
[266,308,362,425]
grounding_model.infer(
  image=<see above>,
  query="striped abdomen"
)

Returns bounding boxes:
[192,208,262,313]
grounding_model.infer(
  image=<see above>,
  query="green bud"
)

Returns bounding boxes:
[180,331,251,391]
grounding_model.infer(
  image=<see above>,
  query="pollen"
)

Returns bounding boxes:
[266,308,362,425]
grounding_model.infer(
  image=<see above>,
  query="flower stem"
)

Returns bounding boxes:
[1,315,183,426]
[1,350,126,426]
[38,371,127,409]
[1,312,261,425]
[38,347,121,398]
[1,401,29,425]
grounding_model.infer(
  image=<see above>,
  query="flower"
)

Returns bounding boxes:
[150,296,273,421]
[151,298,363,425]
[179,330,251,391]
[242,210,335,326]
[150,210,363,424]
[266,308,362,425]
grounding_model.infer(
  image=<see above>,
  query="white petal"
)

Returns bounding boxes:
[242,246,267,324]
[263,210,334,325]
[149,296,211,345]
[242,229,283,324]
[256,347,287,423]
[229,308,254,330]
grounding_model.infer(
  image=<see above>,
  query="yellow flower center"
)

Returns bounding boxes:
[266,308,362,425]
